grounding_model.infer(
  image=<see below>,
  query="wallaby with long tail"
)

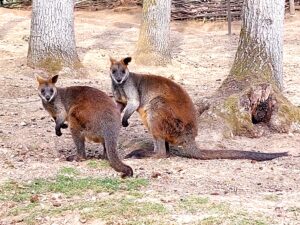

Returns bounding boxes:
[109,56,288,161]
[36,74,133,178]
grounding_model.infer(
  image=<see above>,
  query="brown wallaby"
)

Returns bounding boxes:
[109,57,288,161]
[36,74,133,178]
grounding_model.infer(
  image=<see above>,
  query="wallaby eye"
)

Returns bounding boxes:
[112,69,117,74]
[49,88,54,94]
[122,70,125,74]
[41,88,45,94]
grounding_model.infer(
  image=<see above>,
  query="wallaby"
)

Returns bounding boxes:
[36,74,133,178]
[109,57,288,161]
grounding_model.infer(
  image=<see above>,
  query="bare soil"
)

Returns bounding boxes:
[0,7,299,225]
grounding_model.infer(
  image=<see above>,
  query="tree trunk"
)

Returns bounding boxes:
[196,0,300,141]
[289,0,296,15]
[27,0,81,74]
[227,0,284,91]
[135,0,171,66]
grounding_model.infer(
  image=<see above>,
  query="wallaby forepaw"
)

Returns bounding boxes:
[61,123,68,129]
[55,129,62,136]
[122,119,129,127]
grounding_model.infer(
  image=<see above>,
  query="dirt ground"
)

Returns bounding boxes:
[0,7,300,225]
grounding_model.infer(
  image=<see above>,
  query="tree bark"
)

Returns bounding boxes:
[289,0,296,15]
[135,0,172,66]
[27,0,81,73]
[196,0,300,140]
[227,0,284,91]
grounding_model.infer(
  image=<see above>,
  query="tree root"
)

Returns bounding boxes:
[134,51,171,66]
[196,83,300,139]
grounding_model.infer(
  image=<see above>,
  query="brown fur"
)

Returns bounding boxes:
[110,57,287,161]
[36,75,133,178]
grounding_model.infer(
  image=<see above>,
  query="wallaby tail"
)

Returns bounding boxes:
[104,133,133,178]
[172,142,288,161]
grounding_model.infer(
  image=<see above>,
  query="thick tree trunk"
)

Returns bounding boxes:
[290,0,296,15]
[27,0,81,73]
[196,0,300,140]
[227,0,284,91]
[135,0,171,66]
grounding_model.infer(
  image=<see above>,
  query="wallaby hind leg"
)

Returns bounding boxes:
[66,128,86,161]
[165,141,170,153]
[98,143,108,160]
[153,138,168,158]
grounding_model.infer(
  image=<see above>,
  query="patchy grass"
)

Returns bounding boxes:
[79,197,166,221]
[8,196,166,225]
[86,159,110,169]
[226,212,269,225]
[177,196,270,225]
[180,196,210,213]
[198,217,224,225]
[264,194,279,202]
[0,180,274,225]
[195,212,269,225]
[0,175,148,201]
[179,196,229,214]
[58,166,80,176]
[0,169,151,225]
[287,206,300,219]
[287,206,300,213]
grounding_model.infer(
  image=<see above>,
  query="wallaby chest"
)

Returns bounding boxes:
[42,98,67,121]
[112,79,137,104]
[113,85,127,104]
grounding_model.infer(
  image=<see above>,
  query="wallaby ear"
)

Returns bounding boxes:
[51,75,59,84]
[36,75,46,84]
[122,57,132,66]
[109,56,116,65]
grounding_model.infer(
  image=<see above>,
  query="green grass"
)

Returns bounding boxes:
[86,159,110,169]
[0,169,150,225]
[0,175,148,201]
[58,166,80,176]
[198,217,224,225]
[198,216,268,225]
[12,197,166,225]
[180,196,229,214]
[180,196,209,213]
[0,173,276,225]
[79,198,166,220]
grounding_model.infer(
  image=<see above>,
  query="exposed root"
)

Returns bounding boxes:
[197,83,300,140]
[194,97,211,116]
[28,55,86,77]
[249,84,274,124]
[134,51,171,66]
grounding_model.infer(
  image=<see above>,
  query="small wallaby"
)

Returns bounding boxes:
[109,57,288,161]
[36,74,133,178]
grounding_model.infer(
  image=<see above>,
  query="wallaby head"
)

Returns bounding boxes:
[109,57,131,85]
[36,74,59,103]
